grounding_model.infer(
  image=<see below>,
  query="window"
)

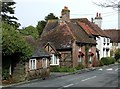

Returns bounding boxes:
[42,58,48,68]
[103,38,106,45]
[107,38,110,45]
[89,56,92,63]
[50,54,59,65]
[78,56,82,63]
[29,59,36,70]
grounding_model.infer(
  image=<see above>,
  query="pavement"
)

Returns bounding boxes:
[1,62,119,88]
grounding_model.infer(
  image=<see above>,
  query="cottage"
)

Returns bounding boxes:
[71,14,111,60]
[103,29,120,56]
[38,6,97,68]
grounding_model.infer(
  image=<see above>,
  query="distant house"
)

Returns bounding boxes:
[103,29,120,56]
[38,6,98,68]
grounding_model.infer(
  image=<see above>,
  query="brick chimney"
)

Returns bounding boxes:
[94,12,102,28]
[61,6,70,21]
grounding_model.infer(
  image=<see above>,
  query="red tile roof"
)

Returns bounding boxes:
[77,21,97,36]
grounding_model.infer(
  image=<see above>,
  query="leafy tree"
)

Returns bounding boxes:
[2,22,33,61]
[45,13,58,22]
[20,25,39,39]
[1,1,20,28]
[36,21,46,36]
[115,48,120,61]
[36,13,58,36]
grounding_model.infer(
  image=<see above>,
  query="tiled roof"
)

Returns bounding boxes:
[71,18,108,37]
[77,21,97,36]
[24,36,50,58]
[103,29,120,42]
[39,20,96,50]
[32,48,50,58]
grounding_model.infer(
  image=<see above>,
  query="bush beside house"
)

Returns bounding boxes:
[99,57,115,66]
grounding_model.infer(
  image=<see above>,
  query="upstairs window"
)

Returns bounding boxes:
[107,38,110,45]
[103,38,106,45]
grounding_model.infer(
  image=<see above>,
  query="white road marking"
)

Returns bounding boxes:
[106,68,112,71]
[99,68,103,70]
[115,68,118,71]
[63,84,74,87]
[81,76,96,82]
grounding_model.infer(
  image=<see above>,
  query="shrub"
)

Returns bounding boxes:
[115,48,120,62]
[50,66,76,72]
[50,66,60,72]
[75,64,85,70]
[100,57,115,66]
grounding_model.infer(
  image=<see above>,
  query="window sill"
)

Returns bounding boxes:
[50,64,59,66]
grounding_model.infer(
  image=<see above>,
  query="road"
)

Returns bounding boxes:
[3,64,120,89]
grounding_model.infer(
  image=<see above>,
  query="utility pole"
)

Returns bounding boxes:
[118,1,120,29]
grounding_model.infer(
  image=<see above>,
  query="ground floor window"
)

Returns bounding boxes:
[50,54,59,65]
[78,56,82,63]
[89,56,92,63]
[29,58,36,70]
[42,58,48,68]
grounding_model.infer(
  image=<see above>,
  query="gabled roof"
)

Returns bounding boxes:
[24,36,50,58]
[39,20,96,50]
[71,18,108,37]
[103,29,120,42]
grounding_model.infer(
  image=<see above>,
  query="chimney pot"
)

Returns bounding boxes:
[99,13,101,17]
[96,12,98,17]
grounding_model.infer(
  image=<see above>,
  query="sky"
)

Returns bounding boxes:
[14,0,119,29]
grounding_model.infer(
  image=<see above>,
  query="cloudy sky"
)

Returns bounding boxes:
[14,0,119,29]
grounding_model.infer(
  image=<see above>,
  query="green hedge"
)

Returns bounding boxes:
[100,57,115,66]
[50,66,76,72]
[50,64,85,72]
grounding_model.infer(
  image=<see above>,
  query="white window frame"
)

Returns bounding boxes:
[50,54,59,65]
[29,58,36,70]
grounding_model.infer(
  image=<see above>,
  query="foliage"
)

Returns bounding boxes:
[20,25,39,39]
[36,13,58,36]
[2,22,33,61]
[36,20,46,36]
[50,66,76,72]
[2,69,9,80]
[115,48,120,62]
[100,57,115,65]
[75,64,85,70]
[1,1,20,28]
[44,13,58,22]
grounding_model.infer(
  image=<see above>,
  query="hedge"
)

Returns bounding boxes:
[100,57,115,66]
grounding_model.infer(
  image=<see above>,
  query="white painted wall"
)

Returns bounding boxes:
[96,36,111,59]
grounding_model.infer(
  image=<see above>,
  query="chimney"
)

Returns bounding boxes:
[61,6,70,21]
[94,12,102,28]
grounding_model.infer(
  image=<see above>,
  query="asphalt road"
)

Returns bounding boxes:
[3,64,120,89]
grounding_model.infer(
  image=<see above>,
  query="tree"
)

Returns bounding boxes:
[36,20,46,36]
[93,0,120,9]
[36,13,58,36]
[2,22,33,61]
[115,48,120,61]
[1,1,20,28]
[20,25,39,39]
